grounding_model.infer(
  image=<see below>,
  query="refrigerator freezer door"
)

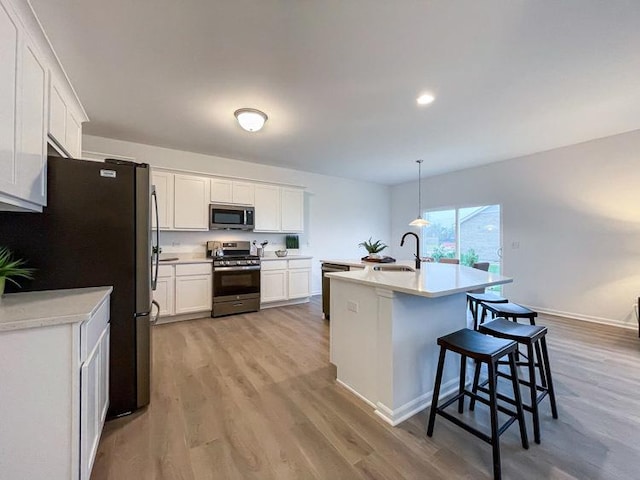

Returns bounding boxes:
[135,164,151,315]
[135,312,151,408]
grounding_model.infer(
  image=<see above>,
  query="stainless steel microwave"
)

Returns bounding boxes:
[209,204,255,230]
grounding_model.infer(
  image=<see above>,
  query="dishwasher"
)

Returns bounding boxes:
[321,263,351,320]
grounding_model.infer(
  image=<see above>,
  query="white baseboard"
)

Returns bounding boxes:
[336,379,377,409]
[154,310,209,325]
[524,304,637,331]
[260,297,310,309]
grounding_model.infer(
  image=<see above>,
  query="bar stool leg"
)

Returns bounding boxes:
[534,342,547,388]
[508,352,529,449]
[540,337,558,419]
[487,360,501,480]
[469,361,482,411]
[458,354,467,413]
[527,343,541,444]
[427,347,447,437]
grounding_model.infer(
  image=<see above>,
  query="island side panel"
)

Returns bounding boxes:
[329,278,380,407]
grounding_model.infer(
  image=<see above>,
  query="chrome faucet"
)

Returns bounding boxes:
[400,232,421,270]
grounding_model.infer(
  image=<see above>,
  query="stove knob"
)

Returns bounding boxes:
[224,260,230,266]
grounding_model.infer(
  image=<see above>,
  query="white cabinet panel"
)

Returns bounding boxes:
[175,275,211,313]
[288,269,311,299]
[99,325,109,426]
[174,174,209,230]
[48,81,66,148]
[65,109,81,158]
[153,276,175,317]
[261,270,287,303]
[254,184,280,232]
[281,188,304,233]
[17,40,46,206]
[0,2,18,194]
[151,171,174,229]
[232,181,254,205]
[210,177,232,203]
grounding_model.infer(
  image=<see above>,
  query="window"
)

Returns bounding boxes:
[422,204,502,277]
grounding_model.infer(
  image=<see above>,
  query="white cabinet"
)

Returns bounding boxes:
[151,171,174,230]
[175,263,212,314]
[287,259,311,299]
[254,184,281,232]
[47,75,83,158]
[0,288,110,480]
[174,174,210,230]
[261,258,312,305]
[210,178,255,205]
[0,0,47,211]
[254,185,305,233]
[153,264,175,316]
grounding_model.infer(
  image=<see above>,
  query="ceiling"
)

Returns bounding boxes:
[31,0,640,185]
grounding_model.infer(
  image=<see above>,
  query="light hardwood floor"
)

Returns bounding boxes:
[91,297,640,479]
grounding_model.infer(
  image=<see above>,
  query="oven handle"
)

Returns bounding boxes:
[214,266,261,272]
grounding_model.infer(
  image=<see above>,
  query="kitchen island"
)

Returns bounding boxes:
[326,262,511,426]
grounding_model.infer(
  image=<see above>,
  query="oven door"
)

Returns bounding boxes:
[213,266,260,301]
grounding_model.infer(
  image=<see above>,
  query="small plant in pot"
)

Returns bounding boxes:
[358,238,388,259]
[0,247,34,297]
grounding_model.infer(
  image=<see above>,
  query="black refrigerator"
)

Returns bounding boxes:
[0,156,159,418]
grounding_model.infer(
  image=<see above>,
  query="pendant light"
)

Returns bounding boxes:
[409,159,430,227]
[234,108,268,132]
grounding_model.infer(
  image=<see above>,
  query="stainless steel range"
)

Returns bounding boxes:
[207,241,261,317]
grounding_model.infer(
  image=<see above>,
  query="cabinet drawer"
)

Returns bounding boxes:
[80,296,110,362]
[261,260,288,271]
[175,263,212,276]
[158,265,174,278]
[288,258,312,269]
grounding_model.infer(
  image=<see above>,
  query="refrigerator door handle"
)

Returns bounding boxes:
[151,300,160,324]
[151,186,160,291]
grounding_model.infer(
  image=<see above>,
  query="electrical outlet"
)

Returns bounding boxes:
[172,242,181,247]
[347,301,359,313]
[511,241,520,249]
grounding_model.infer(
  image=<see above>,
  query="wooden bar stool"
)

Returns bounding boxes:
[467,292,508,330]
[480,301,538,325]
[427,328,528,480]
[473,318,558,444]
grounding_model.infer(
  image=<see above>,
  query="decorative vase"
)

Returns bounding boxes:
[368,253,381,259]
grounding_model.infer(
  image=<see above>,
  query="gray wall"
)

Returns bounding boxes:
[390,129,640,328]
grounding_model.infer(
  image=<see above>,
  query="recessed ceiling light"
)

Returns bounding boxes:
[416,93,435,105]
[234,108,268,132]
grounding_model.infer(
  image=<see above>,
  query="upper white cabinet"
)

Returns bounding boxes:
[281,187,304,233]
[0,0,87,212]
[151,171,174,229]
[174,174,210,230]
[210,177,255,205]
[254,184,281,232]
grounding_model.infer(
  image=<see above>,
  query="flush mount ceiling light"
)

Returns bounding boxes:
[234,108,268,132]
[409,159,430,227]
[416,93,435,105]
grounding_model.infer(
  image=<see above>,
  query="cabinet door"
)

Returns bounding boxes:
[48,79,66,149]
[281,188,304,233]
[80,329,102,480]
[98,325,110,426]
[151,171,174,230]
[17,40,47,206]
[254,184,280,232]
[65,109,81,158]
[288,269,310,299]
[210,177,232,203]
[174,174,210,230]
[153,276,175,316]
[261,270,287,303]
[175,275,211,313]
[0,2,19,197]
[232,181,254,205]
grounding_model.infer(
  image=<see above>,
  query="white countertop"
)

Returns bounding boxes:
[261,255,313,261]
[0,286,113,332]
[326,262,511,298]
[159,253,212,264]
[321,258,414,269]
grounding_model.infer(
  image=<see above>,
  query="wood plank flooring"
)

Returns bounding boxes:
[91,297,640,479]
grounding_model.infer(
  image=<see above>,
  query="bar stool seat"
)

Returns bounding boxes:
[474,318,558,444]
[427,328,528,480]
[467,292,508,330]
[481,301,537,325]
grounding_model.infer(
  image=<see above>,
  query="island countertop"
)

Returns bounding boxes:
[0,286,113,332]
[326,262,511,298]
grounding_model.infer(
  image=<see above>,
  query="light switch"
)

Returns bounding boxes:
[347,300,359,313]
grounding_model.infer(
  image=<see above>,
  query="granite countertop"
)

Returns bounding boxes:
[0,286,113,332]
[158,253,213,264]
[326,262,511,298]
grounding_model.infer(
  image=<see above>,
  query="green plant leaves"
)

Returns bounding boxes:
[0,247,35,288]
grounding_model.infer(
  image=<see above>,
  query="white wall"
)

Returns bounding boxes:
[83,135,391,294]
[390,129,640,329]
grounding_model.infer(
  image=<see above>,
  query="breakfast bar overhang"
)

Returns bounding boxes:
[327,263,512,426]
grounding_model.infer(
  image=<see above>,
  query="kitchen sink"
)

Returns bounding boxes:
[372,265,415,272]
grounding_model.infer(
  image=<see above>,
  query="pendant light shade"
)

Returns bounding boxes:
[234,108,268,132]
[410,159,429,227]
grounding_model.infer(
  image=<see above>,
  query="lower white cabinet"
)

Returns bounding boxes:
[261,258,312,304]
[0,288,111,480]
[153,262,212,319]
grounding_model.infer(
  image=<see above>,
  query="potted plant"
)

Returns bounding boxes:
[358,237,388,259]
[0,247,34,297]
